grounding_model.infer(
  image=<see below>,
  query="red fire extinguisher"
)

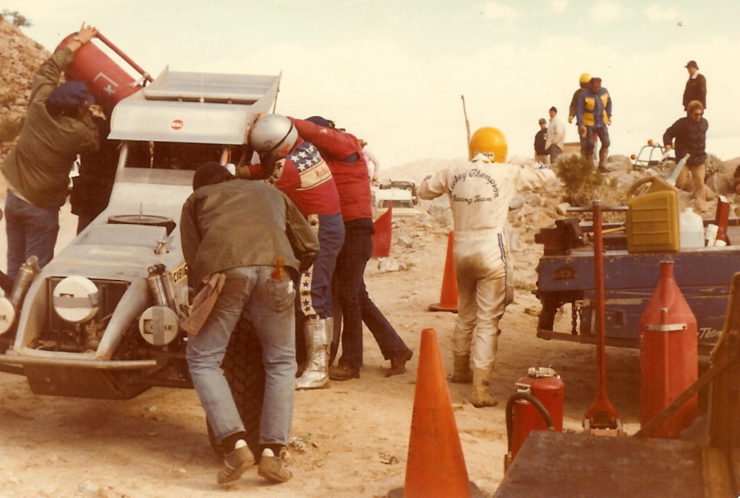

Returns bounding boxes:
[504,367,564,470]
[55,31,153,115]
[640,260,698,438]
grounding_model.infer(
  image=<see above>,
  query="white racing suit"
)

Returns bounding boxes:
[419,154,556,371]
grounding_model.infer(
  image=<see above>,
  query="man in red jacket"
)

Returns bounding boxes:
[241,114,344,390]
[290,116,413,380]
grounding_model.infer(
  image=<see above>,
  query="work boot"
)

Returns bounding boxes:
[258,448,292,483]
[295,317,330,389]
[449,354,473,384]
[329,362,360,381]
[469,368,498,408]
[597,147,609,172]
[386,347,413,377]
[217,440,253,486]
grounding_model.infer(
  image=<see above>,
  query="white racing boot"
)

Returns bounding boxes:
[295,317,331,389]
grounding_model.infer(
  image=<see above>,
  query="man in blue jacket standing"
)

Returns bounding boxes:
[663,100,709,213]
[576,77,612,173]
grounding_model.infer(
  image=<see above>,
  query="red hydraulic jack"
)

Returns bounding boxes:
[583,200,622,435]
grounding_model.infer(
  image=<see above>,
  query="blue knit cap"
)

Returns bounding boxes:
[48,81,95,108]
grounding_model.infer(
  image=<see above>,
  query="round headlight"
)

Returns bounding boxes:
[0,297,16,335]
[139,305,179,346]
[52,276,100,323]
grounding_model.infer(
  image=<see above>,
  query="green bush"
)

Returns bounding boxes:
[1,10,32,27]
[554,155,604,206]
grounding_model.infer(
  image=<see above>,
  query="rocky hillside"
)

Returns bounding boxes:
[0,17,48,157]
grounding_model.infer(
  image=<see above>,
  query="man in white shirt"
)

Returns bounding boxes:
[545,106,566,165]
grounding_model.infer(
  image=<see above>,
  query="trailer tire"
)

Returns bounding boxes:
[207,315,265,461]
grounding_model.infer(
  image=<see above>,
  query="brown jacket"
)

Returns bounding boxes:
[180,179,319,285]
[1,47,100,210]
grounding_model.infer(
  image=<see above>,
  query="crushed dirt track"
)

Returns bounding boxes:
[0,207,645,498]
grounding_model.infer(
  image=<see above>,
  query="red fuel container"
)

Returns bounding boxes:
[56,33,144,114]
[639,261,698,438]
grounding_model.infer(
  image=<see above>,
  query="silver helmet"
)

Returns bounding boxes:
[248,114,298,157]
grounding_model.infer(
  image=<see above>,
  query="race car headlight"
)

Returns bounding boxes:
[139,305,179,346]
[0,297,16,334]
[52,276,100,323]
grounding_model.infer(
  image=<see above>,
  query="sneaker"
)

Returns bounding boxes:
[387,348,413,377]
[329,363,360,381]
[258,448,293,483]
[217,440,253,486]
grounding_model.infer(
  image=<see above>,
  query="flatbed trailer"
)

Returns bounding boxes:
[535,218,740,350]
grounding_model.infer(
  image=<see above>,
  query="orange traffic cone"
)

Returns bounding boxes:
[429,231,458,312]
[371,205,393,258]
[388,328,482,498]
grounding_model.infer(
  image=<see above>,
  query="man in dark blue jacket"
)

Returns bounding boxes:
[663,100,709,212]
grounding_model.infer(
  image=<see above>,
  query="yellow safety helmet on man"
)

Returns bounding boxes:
[579,72,591,85]
[468,127,507,163]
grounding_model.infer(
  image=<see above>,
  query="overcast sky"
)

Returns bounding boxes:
[6,0,739,168]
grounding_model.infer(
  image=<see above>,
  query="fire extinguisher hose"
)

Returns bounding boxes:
[505,392,556,452]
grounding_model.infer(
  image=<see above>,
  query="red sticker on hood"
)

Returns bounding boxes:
[171,119,184,130]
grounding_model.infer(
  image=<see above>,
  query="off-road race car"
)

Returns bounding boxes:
[0,67,280,459]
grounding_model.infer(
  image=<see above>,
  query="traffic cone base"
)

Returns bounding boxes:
[389,328,480,497]
[429,232,458,313]
[387,481,484,498]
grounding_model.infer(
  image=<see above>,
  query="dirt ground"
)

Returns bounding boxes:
[0,202,648,498]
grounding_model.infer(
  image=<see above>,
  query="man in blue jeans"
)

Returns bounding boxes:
[2,24,100,279]
[291,117,413,380]
[180,164,318,485]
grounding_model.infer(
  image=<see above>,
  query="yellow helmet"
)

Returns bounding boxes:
[468,127,507,162]
[579,72,591,85]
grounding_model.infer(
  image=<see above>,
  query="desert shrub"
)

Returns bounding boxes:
[554,155,604,206]
[1,10,32,27]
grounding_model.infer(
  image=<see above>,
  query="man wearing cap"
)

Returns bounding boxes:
[683,60,706,111]
[290,116,414,380]
[534,118,548,165]
[2,24,100,279]
[576,76,612,172]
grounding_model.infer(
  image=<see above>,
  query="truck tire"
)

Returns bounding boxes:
[207,315,265,461]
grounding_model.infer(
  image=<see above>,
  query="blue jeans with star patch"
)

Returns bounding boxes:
[299,212,344,318]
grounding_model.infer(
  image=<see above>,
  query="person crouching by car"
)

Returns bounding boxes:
[180,163,318,486]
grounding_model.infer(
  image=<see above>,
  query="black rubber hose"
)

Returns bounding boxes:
[505,392,556,452]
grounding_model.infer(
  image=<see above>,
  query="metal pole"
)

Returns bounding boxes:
[584,199,620,431]
[95,32,153,82]
[593,200,607,399]
[461,95,471,147]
